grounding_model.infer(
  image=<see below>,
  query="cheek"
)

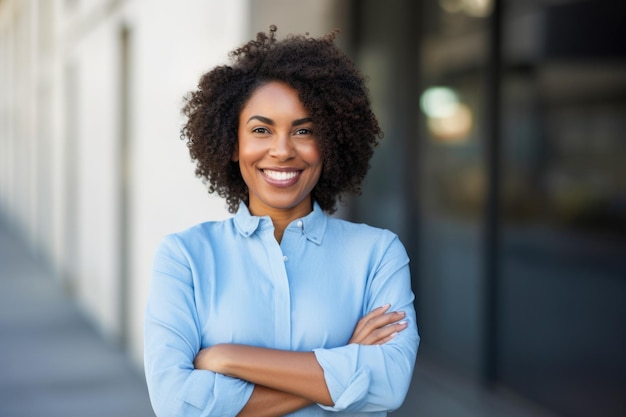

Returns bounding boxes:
[305,142,323,165]
[236,136,264,162]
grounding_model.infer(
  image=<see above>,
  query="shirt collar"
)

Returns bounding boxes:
[234,202,327,245]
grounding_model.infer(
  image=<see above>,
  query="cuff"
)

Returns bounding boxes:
[178,370,254,416]
[313,344,371,412]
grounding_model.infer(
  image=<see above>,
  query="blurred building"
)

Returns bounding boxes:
[1,1,624,416]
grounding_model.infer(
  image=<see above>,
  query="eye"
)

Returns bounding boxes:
[294,128,313,136]
[252,127,270,134]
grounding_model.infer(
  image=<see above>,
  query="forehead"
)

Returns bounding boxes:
[240,81,308,118]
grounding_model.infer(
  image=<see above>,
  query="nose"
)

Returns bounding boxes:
[269,133,296,161]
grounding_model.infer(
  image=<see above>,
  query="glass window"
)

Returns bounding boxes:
[499,1,626,415]
[416,0,491,378]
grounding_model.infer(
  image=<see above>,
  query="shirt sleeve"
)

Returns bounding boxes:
[312,234,419,413]
[144,235,254,417]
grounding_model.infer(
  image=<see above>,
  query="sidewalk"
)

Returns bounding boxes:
[0,221,155,417]
[393,357,559,417]
[0,219,557,417]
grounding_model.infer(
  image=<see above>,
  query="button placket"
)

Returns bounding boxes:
[261,229,292,349]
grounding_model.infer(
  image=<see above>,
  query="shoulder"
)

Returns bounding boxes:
[176,217,236,239]
[322,217,410,284]
[325,216,406,256]
[155,217,237,258]
[326,215,398,240]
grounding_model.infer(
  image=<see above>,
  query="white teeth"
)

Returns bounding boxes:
[264,170,299,181]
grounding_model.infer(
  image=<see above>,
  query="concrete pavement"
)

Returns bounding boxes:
[0,221,155,417]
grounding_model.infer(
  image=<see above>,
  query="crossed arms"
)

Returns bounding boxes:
[194,304,408,417]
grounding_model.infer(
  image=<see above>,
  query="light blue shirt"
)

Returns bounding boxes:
[144,203,419,417]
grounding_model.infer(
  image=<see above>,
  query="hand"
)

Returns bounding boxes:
[349,304,408,345]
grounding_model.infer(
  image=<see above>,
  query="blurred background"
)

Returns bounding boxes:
[1,0,625,416]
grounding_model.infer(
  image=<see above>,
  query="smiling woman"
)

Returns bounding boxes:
[144,26,419,417]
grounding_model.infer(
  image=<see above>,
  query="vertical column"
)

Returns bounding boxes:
[118,23,131,347]
[482,0,502,385]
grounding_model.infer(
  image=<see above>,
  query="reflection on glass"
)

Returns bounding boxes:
[420,86,473,142]
[416,0,489,380]
[438,0,493,17]
[498,1,626,415]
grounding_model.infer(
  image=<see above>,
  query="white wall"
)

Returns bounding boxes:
[0,0,39,243]
[0,0,248,366]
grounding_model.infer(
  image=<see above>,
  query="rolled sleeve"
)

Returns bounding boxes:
[144,235,254,417]
[313,338,417,413]
[313,344,370,411]
[176,370,253,415]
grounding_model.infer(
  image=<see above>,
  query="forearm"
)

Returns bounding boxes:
[237,385,312,417]
[195,344,333,406]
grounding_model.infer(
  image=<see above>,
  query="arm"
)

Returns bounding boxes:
[195,304,408,416]
[198,345,332,405]
[144,236,254,417]
[237,385,311,417]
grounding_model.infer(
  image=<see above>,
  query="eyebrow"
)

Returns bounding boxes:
[246,115,313,127]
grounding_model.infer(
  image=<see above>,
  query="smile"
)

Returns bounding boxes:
[262,169,300,181]
[261,169,302,187]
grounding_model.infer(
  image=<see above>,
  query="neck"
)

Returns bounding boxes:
[271,214,293,244]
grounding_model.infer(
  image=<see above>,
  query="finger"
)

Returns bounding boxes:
[350,311,406,344]
[352,310,403,342]
[350,309,396,343]
[376,332,398,345]
[352,304,391,336]
[357,310,405,338]
[363,320,408,345]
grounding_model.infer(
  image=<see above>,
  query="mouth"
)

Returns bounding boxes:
[261,169,302,186]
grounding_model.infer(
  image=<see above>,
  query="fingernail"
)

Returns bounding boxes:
[381,303,391,309]
[398,321,408,326]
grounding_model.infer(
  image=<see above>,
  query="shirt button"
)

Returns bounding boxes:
[296,220,303,228]
[283,256,288,262]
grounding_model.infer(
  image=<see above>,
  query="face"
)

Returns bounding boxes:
[234,81,323,219]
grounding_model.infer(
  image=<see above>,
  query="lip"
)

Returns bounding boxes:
[260,168,302,187]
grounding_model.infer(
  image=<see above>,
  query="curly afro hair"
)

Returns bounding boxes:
[181,25,382,214]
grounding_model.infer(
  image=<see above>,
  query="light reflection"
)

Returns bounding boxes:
[420,86,459,118]
[420,86,473,143]
[439,0,493,17]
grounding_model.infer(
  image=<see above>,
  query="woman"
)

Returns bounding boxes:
[144,26,419,417]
